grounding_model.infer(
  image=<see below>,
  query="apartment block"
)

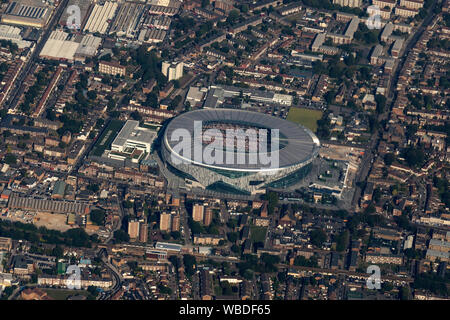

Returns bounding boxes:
[98,61,126,77]
[162,61,183,81]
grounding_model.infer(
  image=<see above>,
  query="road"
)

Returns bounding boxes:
[4,0,70,112]
[386,1,438,107]
[180,202,192,246]
[279,264,413,284]
[97,248,123,300]
[350,3,439,211]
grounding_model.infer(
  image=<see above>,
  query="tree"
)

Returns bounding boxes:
[170,231,181,240]
[313,61,327,75]
[335,230,349,252]
[373,188,382,202]
[324,91,336,104]
[381,282,394,292]
[144,92,158,108]
[227,232,238,243]
[188,218,204,234]
[87,286,98,296]
[242,269,253,280]
[183,254,196,277]
[4,153,16,165]
[52,245,64,258]
[90,209,106,226]
[170,95,182,109]
[113,230,130,243]
[433,176,450,207]
[368,115,379,134]
[375,94,386,114]
[95,118,104,129]
[87,91,97,100]
[263,191,278,215]
[86,184,99,193]
[399,286,411,300]
[294,255,318,267]
[64,228,91,247]
[227,10,239,25]
[403,146,425,168]
[413,272,449,297]
[158,284,172,295]
[310,229,327,247]
[130,110,142,121]
[384,153,395,166]
[168,255,180,269]
[316,113,331,139]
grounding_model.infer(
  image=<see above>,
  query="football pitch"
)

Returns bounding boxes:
[287,107,323,133]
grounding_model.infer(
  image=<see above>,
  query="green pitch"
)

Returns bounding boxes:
[287,107,323,133]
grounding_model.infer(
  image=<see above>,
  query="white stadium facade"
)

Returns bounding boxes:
[161,109,320,195]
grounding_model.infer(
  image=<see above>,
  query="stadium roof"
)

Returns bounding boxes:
[163,109,320,172]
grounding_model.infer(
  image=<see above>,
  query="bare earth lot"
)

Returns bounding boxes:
[33,212,71,232]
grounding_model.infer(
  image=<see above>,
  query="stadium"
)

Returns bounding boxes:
[161,109,320,195]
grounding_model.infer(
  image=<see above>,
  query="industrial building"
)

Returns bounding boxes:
[0,24,31,48]
[137,28,167,44]
[83,1,118,34]
[147,0,181,16]
[8,193,91,215]
[186,86,207,107]
[1,0,53,28]
[109,2,146,38]
[142,15,172,30]
[204,85,293,108]
[40,30,101,62]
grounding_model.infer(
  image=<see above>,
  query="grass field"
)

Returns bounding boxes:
[287,107,323,133]
[250,226,267,243]
[43,288,90,300]
[91,119,124,157]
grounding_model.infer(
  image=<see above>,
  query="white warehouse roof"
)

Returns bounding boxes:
[83,1,118,34]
